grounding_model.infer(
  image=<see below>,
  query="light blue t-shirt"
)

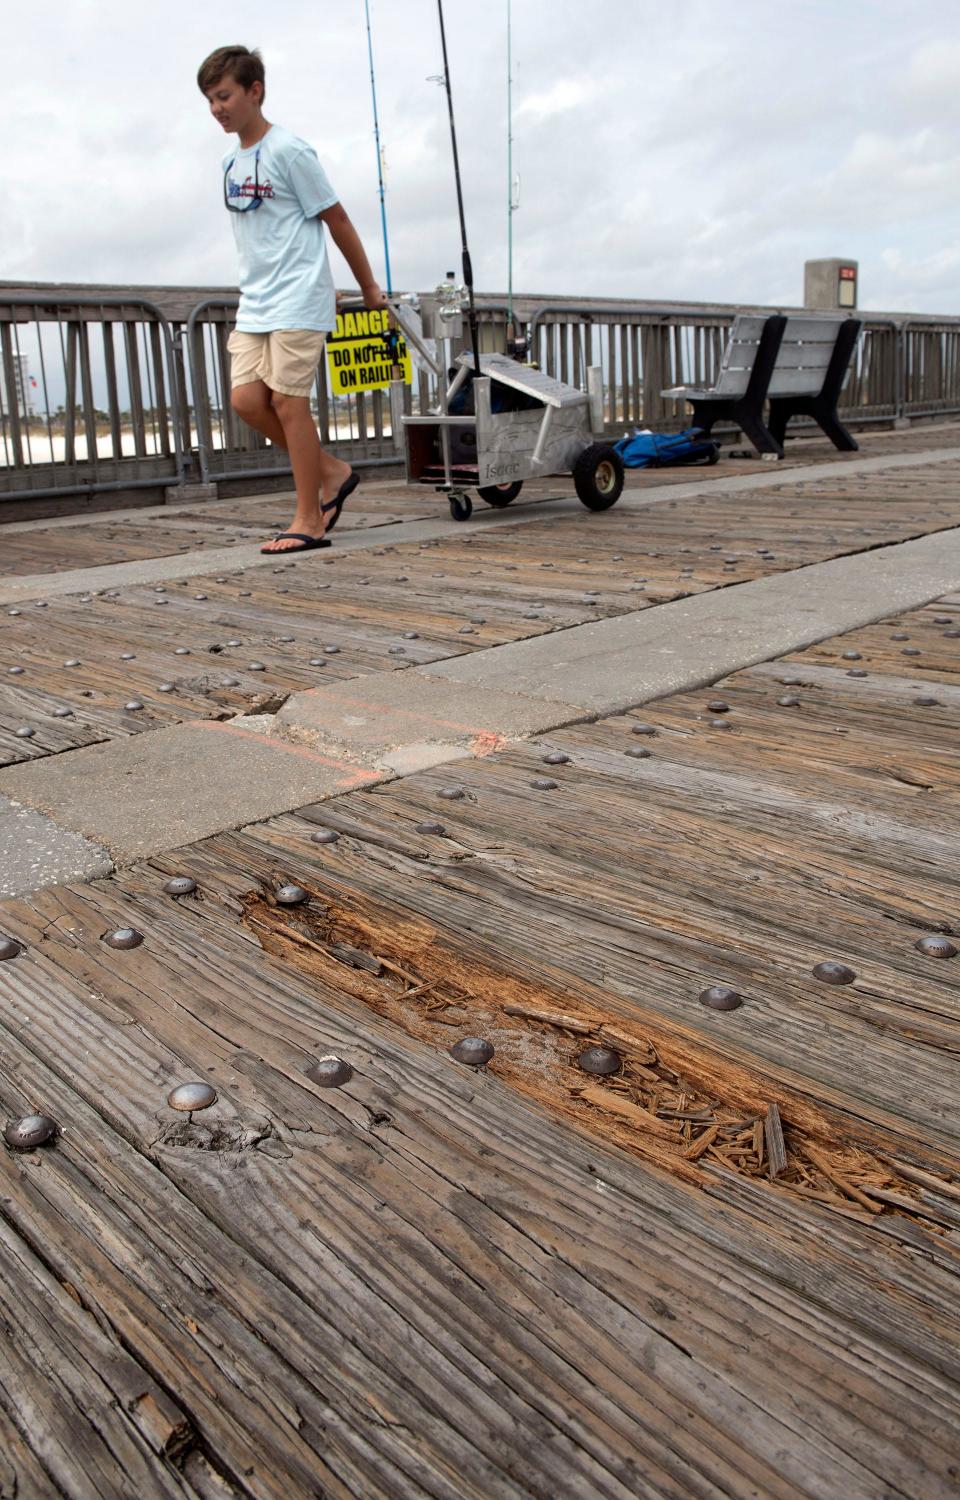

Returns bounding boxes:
[223,124,339,333]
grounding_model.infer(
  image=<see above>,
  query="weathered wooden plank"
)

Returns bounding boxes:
[2,879,957,1497]
[0,1211,201,1498]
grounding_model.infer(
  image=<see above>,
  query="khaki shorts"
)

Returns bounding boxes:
[227,329,327,398]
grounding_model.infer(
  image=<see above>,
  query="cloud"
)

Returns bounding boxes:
[515,79,596,122]
[2,0,958,317]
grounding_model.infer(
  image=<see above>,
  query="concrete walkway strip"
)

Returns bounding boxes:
[0,720,383,865]
[0,795,114,899]
[272,674,585,772]
[3,522,955,884]
[2,445,958,605]
[419,527,960,712]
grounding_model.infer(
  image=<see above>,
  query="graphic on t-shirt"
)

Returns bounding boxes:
[227,173,275,203]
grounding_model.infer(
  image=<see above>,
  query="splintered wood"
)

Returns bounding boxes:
[245,884,944,1230]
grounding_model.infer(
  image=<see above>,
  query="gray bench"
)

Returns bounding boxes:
[663,312,862,457]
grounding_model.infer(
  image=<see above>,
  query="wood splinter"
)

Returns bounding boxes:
[764,1103,788,1180]
[503,1004,594,1034]
[805,1144,882,1213]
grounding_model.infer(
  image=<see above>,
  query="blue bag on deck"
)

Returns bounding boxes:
[614,428,718,468]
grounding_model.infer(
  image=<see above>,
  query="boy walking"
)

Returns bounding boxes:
[197,45,385,553]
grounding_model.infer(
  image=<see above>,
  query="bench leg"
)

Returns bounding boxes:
[689,404,716,438]
[813,403,859,451]
[738,409,783,459]
[767,403,790,448]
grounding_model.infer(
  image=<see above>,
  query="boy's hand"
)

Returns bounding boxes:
[361,282,387,310]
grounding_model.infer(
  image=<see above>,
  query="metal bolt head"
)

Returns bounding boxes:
[841,650,861,661]
[7,666,24,675]
[167,1082,217,1112]
[305,1055,353,1088]
[52,705,74,718]
[158,682,175,693]
[4,1114,59,1151]
[164,876,197,896]
[175,647,192,656]
[915,935,957,959]
[914,696,940,707]
[699,986,743,1011]
[450,1037,494,1068]
[531,778,558,790]
[124,700,144,712]
[0,937,22,961]
[891,632,909,641]
[625,746,652,758]
[103,927,144,949]
[438,786,465,800]
[276,884,308,905]
[15,726,35,739]
[323,645,341,654]
[709,718,732,730]
[847,669,867,678]
[310,829,340,845]
[631,723,657,736]
[777,695,800,708]
[120,651,136,660]
[707,700,730,713]
[403,631,420,640]
[416,821,445,835]
[577,1045,622,1076]
[63,659,81,668]
[779,675,802,686]
[542,752,570,765]
[309,658,328,667]
[812,961,856,985]
[247,662,266,672]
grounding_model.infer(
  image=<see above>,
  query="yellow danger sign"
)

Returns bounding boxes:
[326,308,412,395]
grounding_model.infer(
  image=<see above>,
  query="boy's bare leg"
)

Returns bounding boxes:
[230,385,351,553]
[262,393,351,553]
[230,380,288,448]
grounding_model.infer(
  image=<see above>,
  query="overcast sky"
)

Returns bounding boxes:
[7,1,958,314]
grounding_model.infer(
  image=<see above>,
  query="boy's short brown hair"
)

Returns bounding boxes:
[197,46,266,100]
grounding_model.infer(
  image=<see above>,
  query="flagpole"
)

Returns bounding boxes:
[364,0,392,294]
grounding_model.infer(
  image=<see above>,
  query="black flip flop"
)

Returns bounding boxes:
[259,531,332,555]
[321,470,361,534]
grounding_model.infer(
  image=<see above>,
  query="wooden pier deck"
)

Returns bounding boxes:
[1,428,959,1497]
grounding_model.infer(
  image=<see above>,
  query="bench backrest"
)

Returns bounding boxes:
[712,315,777,397]
[766,316,857,397]
[714,313,857,398]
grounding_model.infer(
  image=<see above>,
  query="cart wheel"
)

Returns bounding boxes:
[573,444,625,510]
[477,480,523,508]
[449,493,473,522]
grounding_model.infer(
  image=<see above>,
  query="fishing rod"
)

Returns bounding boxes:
[363,0,392,295]
[435,0,482,376]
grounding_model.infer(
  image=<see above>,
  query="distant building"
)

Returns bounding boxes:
[0,354,36,419]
